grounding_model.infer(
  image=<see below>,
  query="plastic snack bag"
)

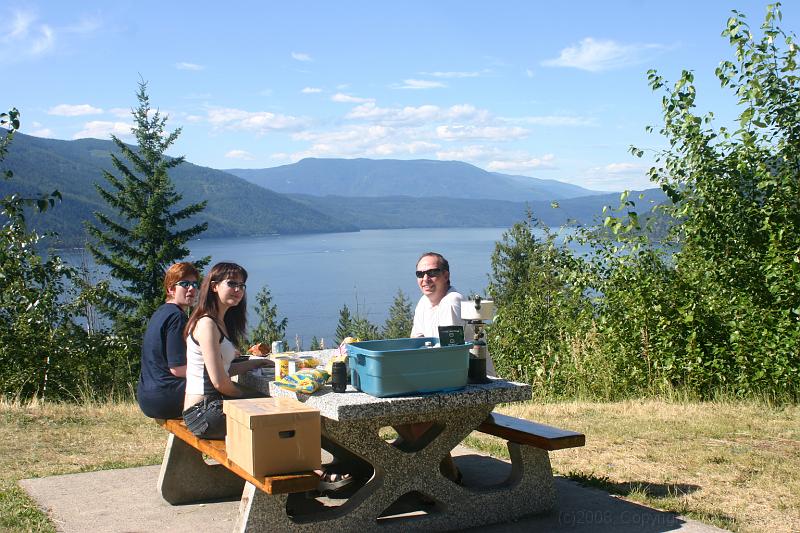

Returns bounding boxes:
[273,368,331,394]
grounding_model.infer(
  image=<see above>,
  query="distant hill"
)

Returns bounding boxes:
[0,133,358,247]
[286,189,668,230]
[0,133,667,247]
[226,158,604,201]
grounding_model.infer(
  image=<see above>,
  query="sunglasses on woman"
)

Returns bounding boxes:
[175,280,200,289]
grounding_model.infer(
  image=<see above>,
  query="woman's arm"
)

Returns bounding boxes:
[229,357,274,376]
[194,317,241,397]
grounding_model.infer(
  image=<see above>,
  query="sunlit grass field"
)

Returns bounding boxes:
[1,397,798,532]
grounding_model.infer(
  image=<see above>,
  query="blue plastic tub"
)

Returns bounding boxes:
[346,337,471,397]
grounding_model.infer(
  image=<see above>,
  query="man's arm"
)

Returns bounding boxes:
[169,365,186,378]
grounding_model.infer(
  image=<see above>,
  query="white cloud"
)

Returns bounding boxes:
[436,145,502,161]
[8,10,35,40]
[436,125,528,141]
[331,92,373,103]
[582,162,652,190]
[395,79,447,90]
[176,62,205,71]
[301,87,322,94]
[526,68,534,78]
[373,141,440,156]
[225,149,255,160]
[30,24,54,55]
[206,107,308,133]
[281,134,441,161]
[604,162,641,174]
[433,145,556,173]
[291,51,312,62]
[291,125,390,144]
[346,102,487,125]
[26,127,53,137]
[48,104,103,116]
[73,121,131,139]
[542,37,665,72]
[487,154,556,172]
[280,123,445,161]
[109,107,131,118]
[506,115,596,127]
[1,9,55,62]
[421,70,483,78]
[64,16,101,34]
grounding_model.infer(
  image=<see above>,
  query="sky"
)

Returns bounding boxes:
[3,1,798,192]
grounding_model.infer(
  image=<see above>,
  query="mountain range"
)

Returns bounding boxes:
[226,158,603,201]
[0,132,665,247]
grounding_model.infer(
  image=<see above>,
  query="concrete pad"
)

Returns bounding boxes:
[20,446,728,533]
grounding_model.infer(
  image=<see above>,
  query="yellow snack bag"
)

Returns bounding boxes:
[274,368,331,394]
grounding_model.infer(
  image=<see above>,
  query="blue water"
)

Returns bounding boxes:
[182,228,508,347]
[61,226,589,347]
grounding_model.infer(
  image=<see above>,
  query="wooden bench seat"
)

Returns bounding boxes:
[157,418,320,495]
[477,412,585,451]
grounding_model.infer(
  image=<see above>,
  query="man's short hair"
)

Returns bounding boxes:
[163,262,200,297]
[417,252,450,273]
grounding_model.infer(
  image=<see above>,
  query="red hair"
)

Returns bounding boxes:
[163,262,200,298]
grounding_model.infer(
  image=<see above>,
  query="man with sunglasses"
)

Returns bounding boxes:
[137,262,200,419]
[405,252,470,483]
[410,252,468,338]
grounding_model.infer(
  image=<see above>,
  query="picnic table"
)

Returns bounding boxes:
[237,365,556,532]
[157,350,584,532]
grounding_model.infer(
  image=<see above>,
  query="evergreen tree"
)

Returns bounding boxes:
[335,304,353,344]
[382,288,413,339]
[248,285,288,347]
[350,316,380,341]
[309,336,321,350]
[85,81,208,339]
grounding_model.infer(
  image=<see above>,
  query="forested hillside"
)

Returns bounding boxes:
[0,133,658,246]
[0,133,357,246]
[288,189,666,229]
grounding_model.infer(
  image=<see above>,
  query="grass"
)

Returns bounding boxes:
[465,399,800,533]
[0,398,164,532]
[2,397,799,532]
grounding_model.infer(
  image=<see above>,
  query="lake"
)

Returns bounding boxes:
[183,227,509,347]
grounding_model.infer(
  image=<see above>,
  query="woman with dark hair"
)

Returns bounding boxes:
[182,262,272,439]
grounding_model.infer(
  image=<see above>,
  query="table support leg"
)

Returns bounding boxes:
[157,434,245,505]
[230,407,557,532]
[235,483,288,533]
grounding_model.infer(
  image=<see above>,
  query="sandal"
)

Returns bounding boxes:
[316,467,354,492]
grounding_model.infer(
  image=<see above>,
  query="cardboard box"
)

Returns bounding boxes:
[223,397,321,477]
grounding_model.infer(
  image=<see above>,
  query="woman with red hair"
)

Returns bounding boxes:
[137,262,200,419]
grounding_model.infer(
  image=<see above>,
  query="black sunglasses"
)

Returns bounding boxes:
[415,268,443,279]
[223,280,247,290]
[175,280,199,289]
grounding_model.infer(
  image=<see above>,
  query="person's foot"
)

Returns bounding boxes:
[315,468,353,492]
[439,455,463,484]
